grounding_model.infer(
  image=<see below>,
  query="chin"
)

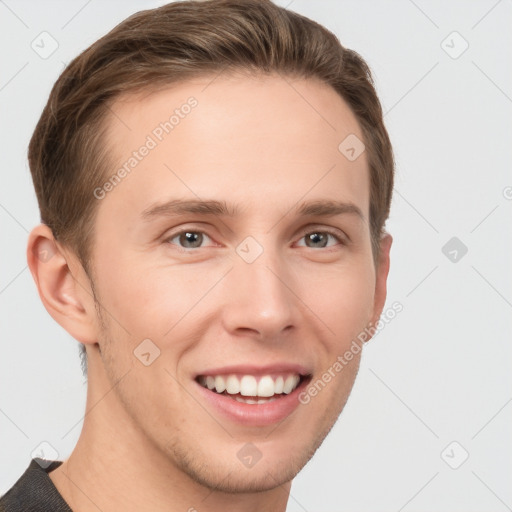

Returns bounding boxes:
[180,457,302,494]
[164,419,335,495]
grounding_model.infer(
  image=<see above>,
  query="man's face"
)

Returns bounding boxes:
[87,72,386,491]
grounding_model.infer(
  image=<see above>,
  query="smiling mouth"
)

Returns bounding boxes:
[196,373,309,404]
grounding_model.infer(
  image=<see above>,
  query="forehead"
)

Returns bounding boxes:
[99,72,369,224]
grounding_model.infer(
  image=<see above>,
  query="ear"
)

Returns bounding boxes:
[369,233,393,328]
[27,224,98,345]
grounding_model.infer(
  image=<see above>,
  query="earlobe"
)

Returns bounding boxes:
[27,224,98,345]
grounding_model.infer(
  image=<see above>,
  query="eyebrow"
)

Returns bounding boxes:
[141,198,364,221]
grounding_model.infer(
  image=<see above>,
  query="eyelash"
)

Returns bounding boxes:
[164,227,347,251]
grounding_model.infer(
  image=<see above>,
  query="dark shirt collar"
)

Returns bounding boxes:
[0,458,72,512]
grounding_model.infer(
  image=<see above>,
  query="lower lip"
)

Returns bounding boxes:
[194,378,309,426]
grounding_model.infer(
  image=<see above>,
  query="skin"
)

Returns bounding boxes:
[27,72,391,512]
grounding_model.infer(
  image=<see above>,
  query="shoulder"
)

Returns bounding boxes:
[0,459,72,512]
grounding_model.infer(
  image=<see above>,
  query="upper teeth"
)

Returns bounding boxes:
[199,374,301,397]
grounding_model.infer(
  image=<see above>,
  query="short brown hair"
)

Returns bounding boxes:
[29,0,394,370]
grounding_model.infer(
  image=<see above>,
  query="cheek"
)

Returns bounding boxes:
[299,260,376,346]
[95,254,223,343]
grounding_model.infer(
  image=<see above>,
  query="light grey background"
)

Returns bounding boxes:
[1,1,511,511]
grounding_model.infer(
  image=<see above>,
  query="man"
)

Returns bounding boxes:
[0,0,393,510]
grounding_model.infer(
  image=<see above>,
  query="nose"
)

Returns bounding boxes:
[221,249,297,342]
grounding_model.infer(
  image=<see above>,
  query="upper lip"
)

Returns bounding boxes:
[195,363,311,377]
